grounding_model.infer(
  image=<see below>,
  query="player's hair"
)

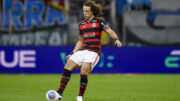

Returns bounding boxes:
[84,0,103,16]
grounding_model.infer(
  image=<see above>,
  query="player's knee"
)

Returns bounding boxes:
[64,60,79,71]
[80,67,91,75]
[80,70,89,75]
[64,64,71,70]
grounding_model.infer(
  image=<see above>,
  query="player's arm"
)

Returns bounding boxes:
[72,36,83,53]
[66,36,83,60]
[105,28,122,47]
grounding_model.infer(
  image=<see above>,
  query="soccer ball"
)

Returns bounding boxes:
[46,90,59,101]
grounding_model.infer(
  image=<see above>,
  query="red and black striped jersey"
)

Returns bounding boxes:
[79,17,109,55]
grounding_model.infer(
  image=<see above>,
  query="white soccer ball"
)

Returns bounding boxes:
[46,90,59,101]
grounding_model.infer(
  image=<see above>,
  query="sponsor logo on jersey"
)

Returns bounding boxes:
[84,32,96,38]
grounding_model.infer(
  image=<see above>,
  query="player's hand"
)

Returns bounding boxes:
[115,40,122,47]
[66,52,74,60]
[66,55,72,60]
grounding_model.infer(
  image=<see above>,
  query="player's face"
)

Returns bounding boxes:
[83,6,94,20]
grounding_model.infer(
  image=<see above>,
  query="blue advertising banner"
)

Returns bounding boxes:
[0,0,68,46]
[0,0,65,30]
[0,46,180,74]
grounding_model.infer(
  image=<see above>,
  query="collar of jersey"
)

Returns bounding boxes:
[86,16,95,23]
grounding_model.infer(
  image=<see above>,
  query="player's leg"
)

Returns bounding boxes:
[77,51,100,101]
[77,63,91,101]
[57,59,80,95]
[80,63,91,97]
[57,50,84,98]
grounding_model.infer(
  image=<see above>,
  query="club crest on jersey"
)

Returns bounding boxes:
[92,23,96,27]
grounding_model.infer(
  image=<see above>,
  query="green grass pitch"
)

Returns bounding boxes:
[0,74,180,101]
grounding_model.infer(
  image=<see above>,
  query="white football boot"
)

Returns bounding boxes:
[76,96,83,101]
[56,91,63,100]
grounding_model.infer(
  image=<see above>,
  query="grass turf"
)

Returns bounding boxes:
[0,74,180,101]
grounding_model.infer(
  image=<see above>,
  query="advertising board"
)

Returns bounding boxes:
[0,47,180,73]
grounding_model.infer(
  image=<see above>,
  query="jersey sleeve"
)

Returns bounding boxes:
[100,20,110,31]
[79,24,83,36]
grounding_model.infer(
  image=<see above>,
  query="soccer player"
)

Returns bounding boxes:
[56,0,122,101]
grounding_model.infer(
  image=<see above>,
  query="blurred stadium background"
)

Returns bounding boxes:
[0,0,180,101]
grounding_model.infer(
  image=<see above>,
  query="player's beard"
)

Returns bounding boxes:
[84,15,94,21]
[84,15,89,20]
